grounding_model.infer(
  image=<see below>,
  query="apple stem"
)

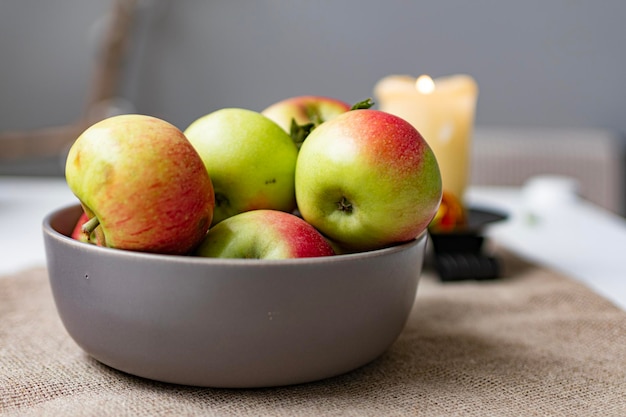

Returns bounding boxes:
[82,216,100,236]
[350,98,375,110]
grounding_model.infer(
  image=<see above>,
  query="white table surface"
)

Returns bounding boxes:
[2,175,626,311]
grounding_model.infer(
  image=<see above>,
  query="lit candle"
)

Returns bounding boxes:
[374,74,478,213]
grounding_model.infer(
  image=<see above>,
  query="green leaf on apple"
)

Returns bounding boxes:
[349,98,375,110]
[289,119,316,148]
[288,98,374,147]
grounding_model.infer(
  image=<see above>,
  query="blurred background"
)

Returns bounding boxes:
[1,0,625,214]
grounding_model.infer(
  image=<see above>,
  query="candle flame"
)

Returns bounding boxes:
[415,75,435,94]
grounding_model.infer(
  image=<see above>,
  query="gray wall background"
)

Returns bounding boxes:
[1,1,625,151]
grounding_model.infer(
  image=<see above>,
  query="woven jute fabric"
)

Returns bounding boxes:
[1,253,626,416]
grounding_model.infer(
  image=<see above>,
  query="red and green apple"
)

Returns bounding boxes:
[65,114,215,255]
[295,109,442,251]
[261,95,352,147]
[195,209,335,259]
[70,212,98,244]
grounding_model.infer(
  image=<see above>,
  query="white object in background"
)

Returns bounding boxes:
[468,176,626,311]
[0,176,77,276]
[522,175,581,216]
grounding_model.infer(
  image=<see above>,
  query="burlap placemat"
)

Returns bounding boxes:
[2,253,625,417]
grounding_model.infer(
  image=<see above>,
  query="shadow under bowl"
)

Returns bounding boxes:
[43,204,427,388]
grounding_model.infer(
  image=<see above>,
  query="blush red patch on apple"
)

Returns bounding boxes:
[65,96,442,259]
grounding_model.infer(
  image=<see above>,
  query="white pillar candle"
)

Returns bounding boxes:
[374,74,478,206]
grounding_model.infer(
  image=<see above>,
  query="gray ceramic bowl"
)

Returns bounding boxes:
[43,204,428,388]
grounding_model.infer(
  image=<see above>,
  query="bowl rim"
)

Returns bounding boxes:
[43,204,427,267]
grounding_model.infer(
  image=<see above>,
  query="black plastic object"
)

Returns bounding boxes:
[429,207,507,282]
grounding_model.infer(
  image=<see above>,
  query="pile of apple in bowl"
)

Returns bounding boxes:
[43,96,442,388]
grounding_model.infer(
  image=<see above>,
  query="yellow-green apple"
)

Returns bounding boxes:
[295,109,442,251]
[195,209,335,259]
[65,114,215,255]
[261,95,352,147]
[184,108,298,226]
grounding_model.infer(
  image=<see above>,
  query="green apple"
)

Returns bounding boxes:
[261,95,352,147]
[184,108,298,226]
[195,209,335,259]
[295,109,442,251]
[65,114,215,255]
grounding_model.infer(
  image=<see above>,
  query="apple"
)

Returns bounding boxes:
[295,109,442,251]
[65,114,215,255]
[429,190,467,232]
[261,95,351,147]
[195,209,335,259]
[184,108,298,226]
[70,211,99,244]
[261,95,351,132]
